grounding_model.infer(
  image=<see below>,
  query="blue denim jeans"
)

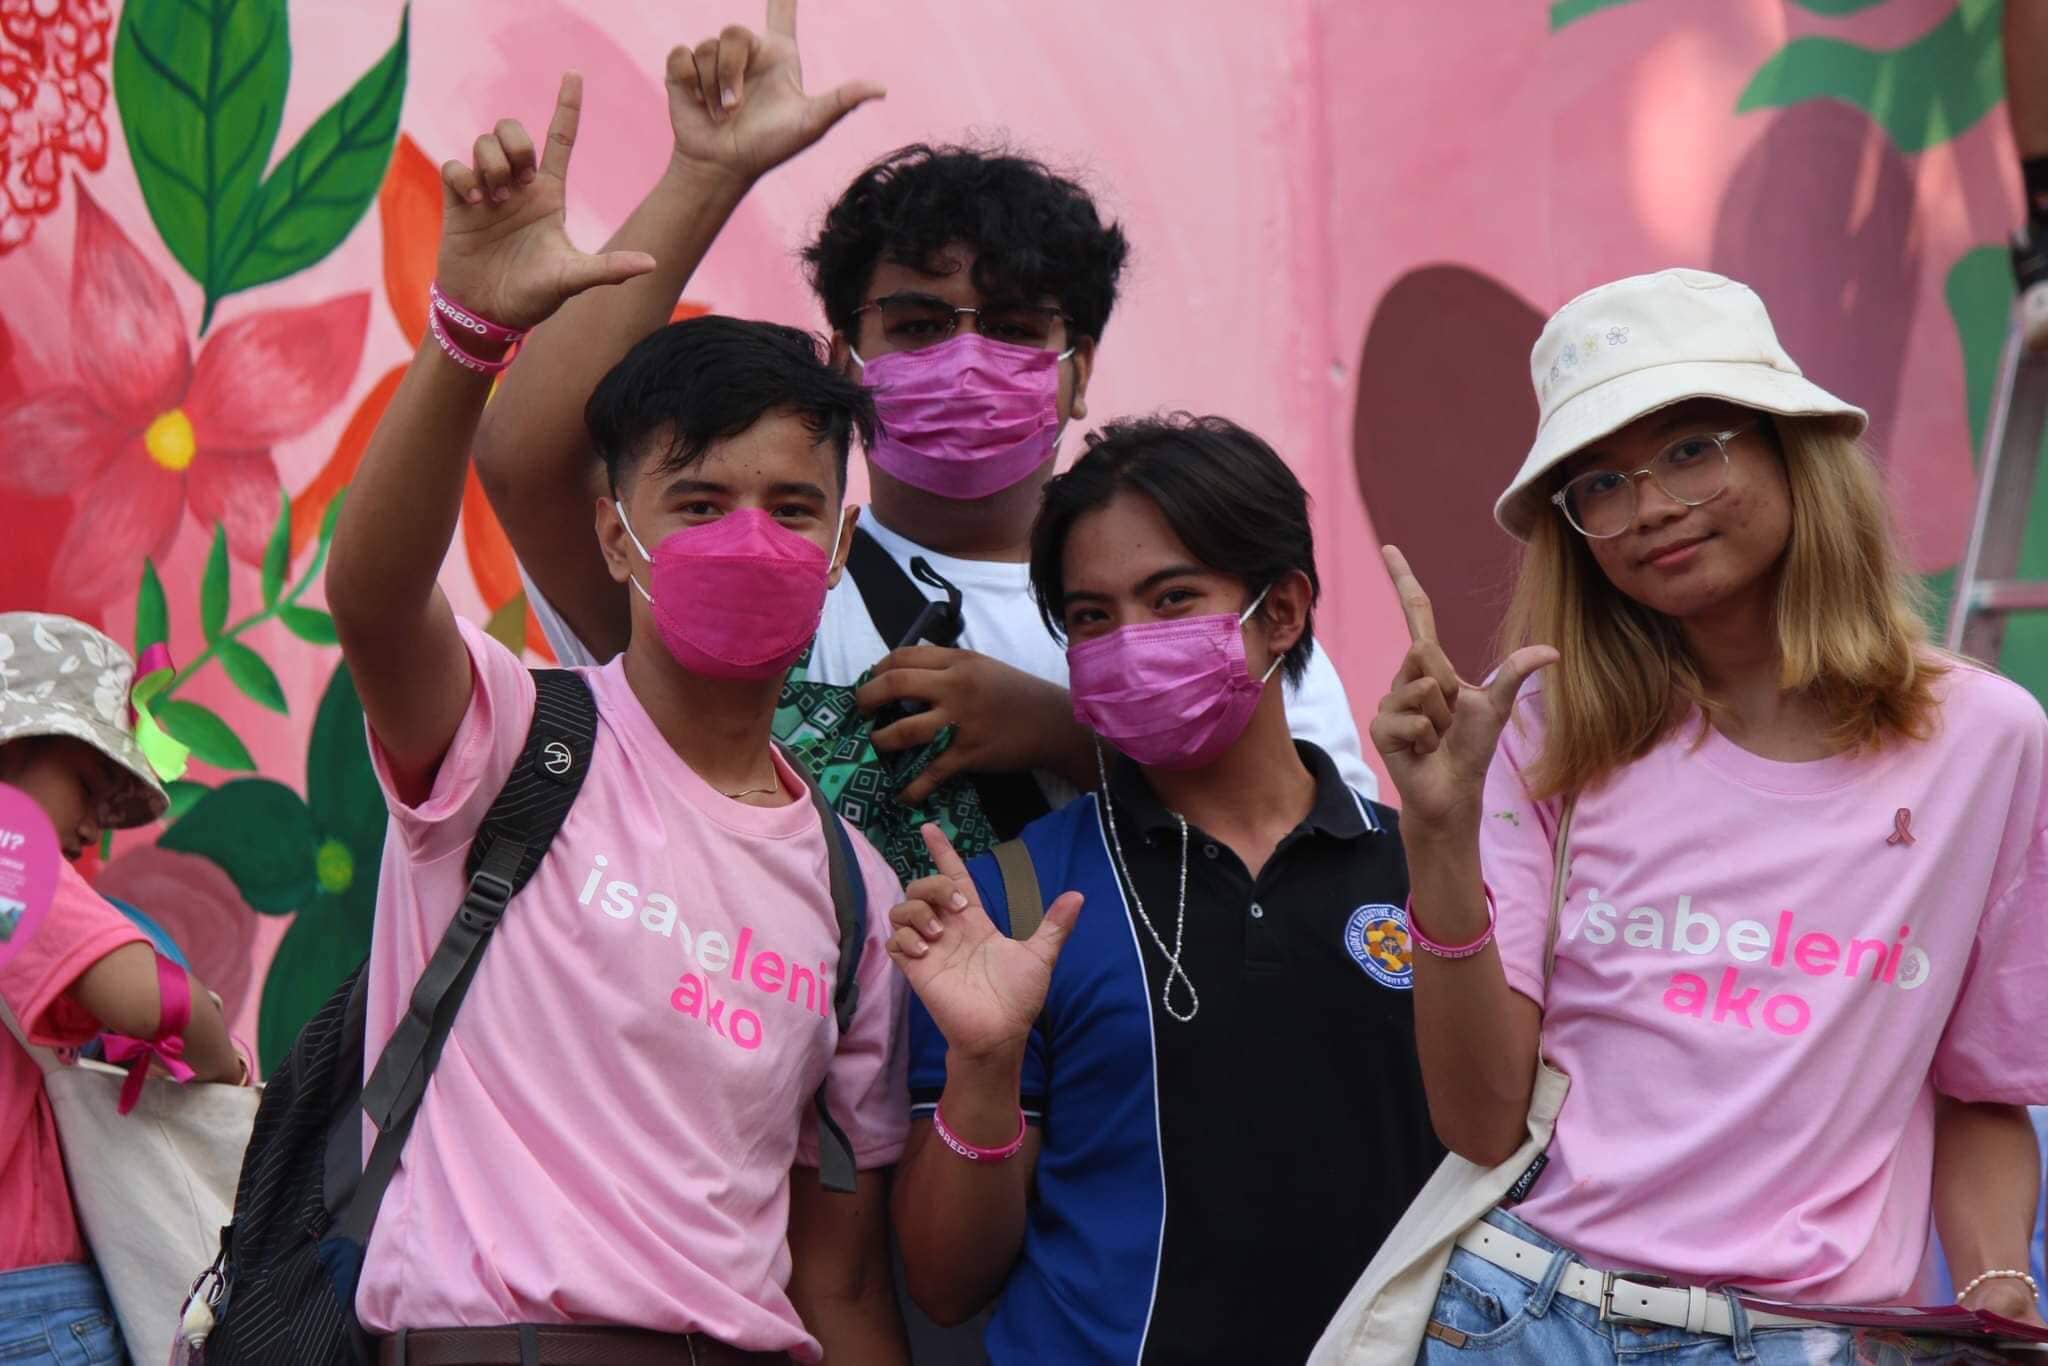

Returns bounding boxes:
[0,1263,124,1366]
[1416,1209,2013,1365]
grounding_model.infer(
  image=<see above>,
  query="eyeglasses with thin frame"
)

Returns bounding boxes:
[1550,423,1753,539]
[849,292,1073,355]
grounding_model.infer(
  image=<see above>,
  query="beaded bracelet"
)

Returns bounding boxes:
[932,1103,1028,1163]
[1407,884,1498,960]
[1957,1267,2040,1306]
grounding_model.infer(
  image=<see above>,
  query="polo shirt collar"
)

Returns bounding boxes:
[1103,741,1380,840]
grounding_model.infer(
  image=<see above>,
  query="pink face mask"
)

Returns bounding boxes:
[619,506,840,680]
[1067,591,1282,770]
[853,333,1069,500]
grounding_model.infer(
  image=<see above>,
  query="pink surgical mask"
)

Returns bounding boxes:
[1067,590,1282,770]
[619,506,842,679]
[853,333,1070,500]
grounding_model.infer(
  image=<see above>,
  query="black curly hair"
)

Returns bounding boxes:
[802,143,1131,344]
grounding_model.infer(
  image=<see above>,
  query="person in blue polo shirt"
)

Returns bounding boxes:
[883,413,1441,1364]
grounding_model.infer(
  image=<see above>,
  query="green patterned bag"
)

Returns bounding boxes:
[774,647,998,884]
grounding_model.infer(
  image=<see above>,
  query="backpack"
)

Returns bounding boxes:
[194,669,872,1365]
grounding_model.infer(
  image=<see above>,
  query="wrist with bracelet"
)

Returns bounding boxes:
[1407,883,1499,960]
[1958,1267,2040,1309]
[427,282,526,376]
[931,1103,1028,1163]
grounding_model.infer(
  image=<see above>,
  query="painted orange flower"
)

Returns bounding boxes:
[0,180,366,611]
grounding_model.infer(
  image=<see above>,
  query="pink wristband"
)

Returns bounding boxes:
[1407,885,1497,960]
[429,308,514,376]
[932,1103,1028,1163]
[429,282,525,346]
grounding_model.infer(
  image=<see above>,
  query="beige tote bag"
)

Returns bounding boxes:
[1309,801,1577,1366]
[2,999,257,1366]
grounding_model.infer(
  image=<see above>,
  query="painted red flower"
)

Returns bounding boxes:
[0,0,111,252]
[0,180,367,611]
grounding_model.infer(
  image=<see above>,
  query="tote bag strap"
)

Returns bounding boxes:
[0,995,63,1075]
[1540,797,1577,995]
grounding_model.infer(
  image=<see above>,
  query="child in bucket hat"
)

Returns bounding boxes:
[0,612,245,1366]
[1358,269,2048,1363]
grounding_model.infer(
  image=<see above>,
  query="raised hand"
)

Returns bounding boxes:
[1369,546,1557,830]
[435,73,657,333]
[667,0,886,185]
[885,824,1083,1063]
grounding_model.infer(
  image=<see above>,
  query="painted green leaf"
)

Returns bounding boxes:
[1550,0,1641,31]
[260,491,291,607]
[1788,0,1887,12]
[280,604,338,645]
[484,592,528,655]
[1943,244,2048,693]
[200,525,230,641]
[163,779,210,825]
[1737,0,2004,154]
[136,560,168,655]
[257,888,372,1069]
[161,777,318,912]
[218,8,410,297]
[306,661,387,870]
[154,699,255,771]
[112,0,289,316]
[219,639,288,714]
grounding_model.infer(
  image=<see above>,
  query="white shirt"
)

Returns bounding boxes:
[525,510,1378,800]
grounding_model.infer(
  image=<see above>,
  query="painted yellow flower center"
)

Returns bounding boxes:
[143,408,196,472]
[315,838,354,894]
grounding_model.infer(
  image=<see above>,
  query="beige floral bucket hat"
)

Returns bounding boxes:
[0,612,170,828]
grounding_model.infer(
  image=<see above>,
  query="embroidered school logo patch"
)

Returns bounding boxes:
[1345,904,1413,990]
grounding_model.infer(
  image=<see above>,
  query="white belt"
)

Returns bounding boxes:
[1454,1223,1819,1338]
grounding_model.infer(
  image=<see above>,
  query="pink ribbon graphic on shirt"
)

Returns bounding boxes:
[1886,807,1915,847]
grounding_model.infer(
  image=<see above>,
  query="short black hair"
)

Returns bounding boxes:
[803,143,1131,343]
[584,316,875,492]
[1030,413,1321,686]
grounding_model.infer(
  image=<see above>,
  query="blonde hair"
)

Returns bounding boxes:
[1500,415,1946,801]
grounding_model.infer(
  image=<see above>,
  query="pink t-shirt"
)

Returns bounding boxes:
[356,621,908,1359]
[1484,662,2048,1303]
[0,861,145,1270]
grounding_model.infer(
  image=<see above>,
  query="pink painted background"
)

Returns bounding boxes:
[0,0,2022,1063]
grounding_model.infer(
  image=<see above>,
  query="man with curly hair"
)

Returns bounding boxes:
[474,1,1376,890]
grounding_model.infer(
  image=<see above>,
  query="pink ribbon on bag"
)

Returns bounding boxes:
[100,953,194,1115]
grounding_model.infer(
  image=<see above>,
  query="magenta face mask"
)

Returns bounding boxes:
[853,333,1069,500]
[619,506,839,680]
[1067,590,1282,770]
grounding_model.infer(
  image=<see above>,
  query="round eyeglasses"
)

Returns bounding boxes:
[1550,423,1750,539]
[850,292,1072,354]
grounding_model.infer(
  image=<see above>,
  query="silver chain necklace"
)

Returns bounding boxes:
[1097,746,1199,1023]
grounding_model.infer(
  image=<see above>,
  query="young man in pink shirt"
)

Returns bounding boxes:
[326,76,909,1366]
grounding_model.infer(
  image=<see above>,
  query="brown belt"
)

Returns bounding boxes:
[377,1325,785,1366]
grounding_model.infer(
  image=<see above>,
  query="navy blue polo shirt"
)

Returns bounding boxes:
[907,742,1442,1365]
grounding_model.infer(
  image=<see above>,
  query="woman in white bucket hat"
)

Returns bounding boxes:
[0,612,246,1365]
[1370,270,2048,1362]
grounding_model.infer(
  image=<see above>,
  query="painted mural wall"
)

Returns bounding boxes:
[0,0,2026,1067]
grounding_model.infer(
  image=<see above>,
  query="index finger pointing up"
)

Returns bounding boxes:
[766,0,797,39]
[539,71,584,183]
[1382,544,1437,646]
[919,822,975,895]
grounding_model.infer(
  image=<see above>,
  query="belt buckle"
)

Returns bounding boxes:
[1598,1268,1672,1325]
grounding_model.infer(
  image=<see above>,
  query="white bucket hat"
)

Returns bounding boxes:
[1494,268,1868,541]
[0,612,169,828]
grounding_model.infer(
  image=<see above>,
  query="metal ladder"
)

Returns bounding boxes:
[1946,309,2048,661]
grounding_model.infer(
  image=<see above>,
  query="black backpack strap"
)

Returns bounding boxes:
[344,670,599,1243]
[782,745,868,1195]
[847,528,963,650]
